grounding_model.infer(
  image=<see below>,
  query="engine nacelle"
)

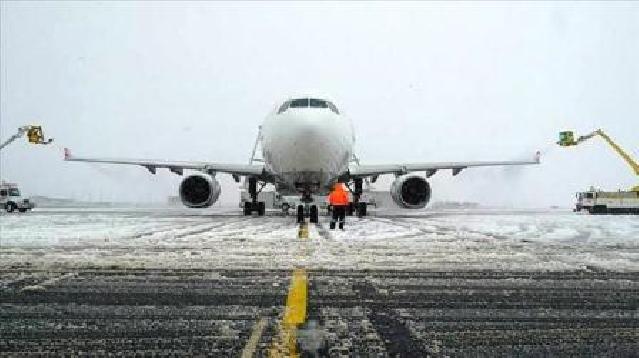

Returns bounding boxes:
[390,174,432,209]
[179,175,221,208]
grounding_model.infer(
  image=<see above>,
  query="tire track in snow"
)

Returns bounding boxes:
[386,216,514,241]
[128,221,212,240]
[172,218,248,239]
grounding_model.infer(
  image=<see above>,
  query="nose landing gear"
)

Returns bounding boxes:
[296,190,319,224]
[296,204,319,224]
[309,205,319,223]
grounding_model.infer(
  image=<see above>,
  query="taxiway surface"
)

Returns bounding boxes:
[1,208,638,356]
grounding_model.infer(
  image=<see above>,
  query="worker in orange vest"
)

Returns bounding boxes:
[328,182,350,230]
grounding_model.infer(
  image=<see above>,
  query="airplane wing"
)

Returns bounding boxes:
[349,151,541,178]
[64,148,265,177]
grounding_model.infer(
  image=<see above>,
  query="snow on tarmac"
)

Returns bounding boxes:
[0,208,637,271]
[325,211,639,271]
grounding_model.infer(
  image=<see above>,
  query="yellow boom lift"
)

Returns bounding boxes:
[0,125,53,213]
[0,125,53,151]
[557,129,639,214]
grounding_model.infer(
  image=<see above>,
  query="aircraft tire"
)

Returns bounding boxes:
[309,205,319,223]
[357,202,367,217]
[258,201,266,216]
[243,202,253,216]
[5,202,16,213]
[297,205,304,223]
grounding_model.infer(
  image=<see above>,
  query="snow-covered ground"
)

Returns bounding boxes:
[1,208,637,271]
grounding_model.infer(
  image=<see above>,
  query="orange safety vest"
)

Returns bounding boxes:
[328,183,350,206]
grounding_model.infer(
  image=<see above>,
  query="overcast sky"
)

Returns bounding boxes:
[1,1,637,207]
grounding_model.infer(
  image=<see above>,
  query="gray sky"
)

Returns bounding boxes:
[1,1,637,207]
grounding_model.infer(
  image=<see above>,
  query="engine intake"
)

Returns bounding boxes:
[179,175,221,208]
[390,174,431,209]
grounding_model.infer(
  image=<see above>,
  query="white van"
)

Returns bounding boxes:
[0,182,34,213]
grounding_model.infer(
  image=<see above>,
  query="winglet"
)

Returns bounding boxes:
[534,151,541,163]
[64,147,72,160]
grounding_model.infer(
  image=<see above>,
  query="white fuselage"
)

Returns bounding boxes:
[261,104,355,195]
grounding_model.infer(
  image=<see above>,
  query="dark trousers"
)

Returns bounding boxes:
[330,205,346,229]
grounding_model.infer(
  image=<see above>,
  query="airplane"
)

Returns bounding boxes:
[65,94,541,223]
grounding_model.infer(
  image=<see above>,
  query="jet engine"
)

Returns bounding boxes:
[179,175,221,208]
[390,174,431,209]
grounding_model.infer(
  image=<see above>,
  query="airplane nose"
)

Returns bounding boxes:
[292,114,342,147]
[293,120,325,142]
[268,112,346,173]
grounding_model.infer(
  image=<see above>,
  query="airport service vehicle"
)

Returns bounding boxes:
[0,182,34,213]
[65,94,540,223]
[558,129,638,214]
[0,125,51,213]
[575,187,639,214]
[239,190,281,214]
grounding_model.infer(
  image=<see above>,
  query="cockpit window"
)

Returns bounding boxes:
[277,100,291,114]
[326,101,339,114]
[277,98,340,114]
[289,98,309,108]
[310,98,328,108]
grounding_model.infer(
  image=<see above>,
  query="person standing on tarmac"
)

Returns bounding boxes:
[328,182,350,230]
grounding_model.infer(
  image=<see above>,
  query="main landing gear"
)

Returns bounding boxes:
[243,177,266,216]
[350,178,368,218]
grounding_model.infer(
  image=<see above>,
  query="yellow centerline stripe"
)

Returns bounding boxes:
[269,223,310,357]
[298,223,309,239]
[269,269,308,357]
[283,268,308,325]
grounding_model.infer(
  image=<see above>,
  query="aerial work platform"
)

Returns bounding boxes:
[558,129,639,214]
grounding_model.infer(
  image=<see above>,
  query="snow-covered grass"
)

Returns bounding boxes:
[1,209,637,271]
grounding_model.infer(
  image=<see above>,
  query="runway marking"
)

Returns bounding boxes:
[241,317,267,358]
[269,268,308,357]
[298,223,309,239]
[270,223,309,357]
[284,268,308,325]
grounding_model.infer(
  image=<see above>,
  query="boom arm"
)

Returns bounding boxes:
[595,130,639,176]
[0,126,30,150]
[557,129,639,191]
[0,125,53,151]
